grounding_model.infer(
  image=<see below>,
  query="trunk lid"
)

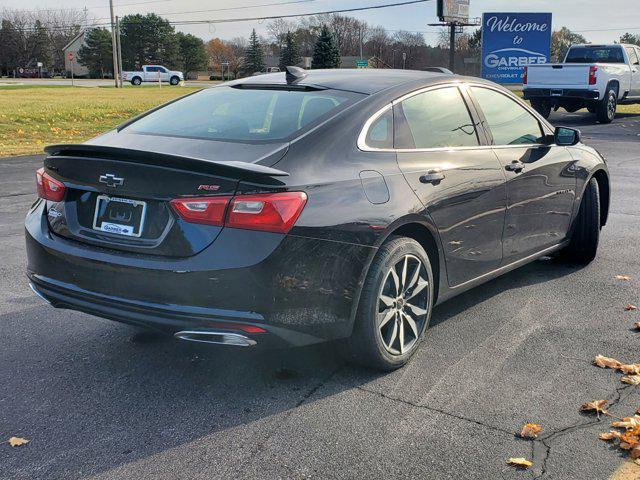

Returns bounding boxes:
[527,64,592,86]
[42,141,288,257]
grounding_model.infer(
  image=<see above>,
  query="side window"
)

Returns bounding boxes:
[470,87,544,145]
[626,47,639,65]
[159,67,168,73]
[364,108,393,149]
[394,86,479,149]
[146,66,158,72]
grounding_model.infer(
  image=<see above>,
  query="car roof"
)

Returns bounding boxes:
[225,68,457,95]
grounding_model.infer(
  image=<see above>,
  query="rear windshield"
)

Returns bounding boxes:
[565,46,625,63]
[125,86,362,142]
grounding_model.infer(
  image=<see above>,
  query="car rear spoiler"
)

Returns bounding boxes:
[43,144,290,179]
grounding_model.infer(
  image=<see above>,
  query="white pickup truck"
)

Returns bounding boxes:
[122,65,184,86]
[523,43,640,123]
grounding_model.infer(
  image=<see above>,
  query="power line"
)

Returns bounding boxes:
[153,0,432,25]
[89,0,318,23]
[12,0,433,31]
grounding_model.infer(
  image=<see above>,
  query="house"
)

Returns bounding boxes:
[62,31,89,77]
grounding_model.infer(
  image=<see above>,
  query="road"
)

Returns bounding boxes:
[1,111,639,479]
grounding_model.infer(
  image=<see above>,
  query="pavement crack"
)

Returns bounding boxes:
[231,364,343,476]
[356,385,514,436]
[531,383,637,479]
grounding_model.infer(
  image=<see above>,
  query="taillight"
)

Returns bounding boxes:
[227,192,307,233]
[171,191,307,233]
[589,66,598,85]
[169,196,231,226]
[36,167,66,202]
[522,66,528,85]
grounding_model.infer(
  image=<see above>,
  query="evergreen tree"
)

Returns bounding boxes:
[78,28,113,78]
[312,25,340,69]
[243,29,265,75]
[278,31,302,70]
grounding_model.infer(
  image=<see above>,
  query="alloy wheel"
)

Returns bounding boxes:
[377,254,430,355]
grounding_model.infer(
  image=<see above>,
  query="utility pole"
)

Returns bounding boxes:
[429,15,479,74]
[116,16,123,86]
[109,0,119,87]
[449,24,456,72]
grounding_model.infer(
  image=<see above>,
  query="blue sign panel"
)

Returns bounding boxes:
[481,12,552,84]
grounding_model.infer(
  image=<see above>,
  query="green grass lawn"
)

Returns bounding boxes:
[0,86,201,157]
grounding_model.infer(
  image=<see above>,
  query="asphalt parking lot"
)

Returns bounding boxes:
[1,111,639,479]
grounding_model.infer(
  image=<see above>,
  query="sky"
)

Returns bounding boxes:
[3,0,640,45]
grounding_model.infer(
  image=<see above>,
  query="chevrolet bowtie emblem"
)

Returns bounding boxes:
[99,173,124,188]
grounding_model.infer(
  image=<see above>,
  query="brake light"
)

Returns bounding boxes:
[169,196,231,226]
[522,66,528,85]
[170,192,307,233]
[227,192,307,233]
[589,66,598,85]
[35,167,66,202]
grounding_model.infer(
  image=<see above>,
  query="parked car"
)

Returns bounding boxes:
[524,43,640,123]
[27,67,609,370]
[122,65,184,86]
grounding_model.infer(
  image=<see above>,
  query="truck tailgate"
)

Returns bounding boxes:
[528,64,591,86]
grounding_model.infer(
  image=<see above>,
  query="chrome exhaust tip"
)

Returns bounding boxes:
[29,283,51,305]
[174,330,257,347]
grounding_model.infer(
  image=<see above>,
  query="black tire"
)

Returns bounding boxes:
[561,177,600,263]
[345,237,434,371]
[131,77,142,86]
[596,86,617,123]
[531,99,552,119]
[170,76,180,86]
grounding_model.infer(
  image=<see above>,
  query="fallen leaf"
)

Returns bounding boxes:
[507,457,533,469]
[636,407,640,415]
[632,445,640,459]
[620,364,640,375]
[635,458,640,466]
[622,375,640,386]
[616,275,632,281]
[634,322,640,330]
[612,416,640,430]
[581,399,609,416]
[595,355,622,369]
[8,437,29,447]
[626,304,639,311]
[520,423,542,439]
[599,431,622,441]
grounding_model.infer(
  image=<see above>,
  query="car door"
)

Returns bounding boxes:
[625,47,640,97]
[158,67,170,82]
[143,66,156,81]
[468,85,577,263]
[393,84,507,287]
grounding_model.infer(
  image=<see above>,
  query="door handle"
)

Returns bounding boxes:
[419,169,445,184]
[505,161,525,172]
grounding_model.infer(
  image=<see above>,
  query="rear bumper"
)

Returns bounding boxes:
[25,200,375,346]
[523,88,600,101]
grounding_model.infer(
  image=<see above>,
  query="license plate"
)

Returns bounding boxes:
[92,195,147,237]
[550,89,563,97]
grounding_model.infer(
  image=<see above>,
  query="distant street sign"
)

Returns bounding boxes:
[356,60,368,68]
[67,52,74,61]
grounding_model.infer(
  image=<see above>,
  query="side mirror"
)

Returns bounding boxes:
[554,126,581,146]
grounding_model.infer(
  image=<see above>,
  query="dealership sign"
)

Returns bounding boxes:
[481,12,552,84]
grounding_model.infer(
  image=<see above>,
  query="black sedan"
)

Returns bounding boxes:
[26,67,610,370]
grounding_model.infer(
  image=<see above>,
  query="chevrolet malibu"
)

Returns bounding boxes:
[26,67,610,370]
